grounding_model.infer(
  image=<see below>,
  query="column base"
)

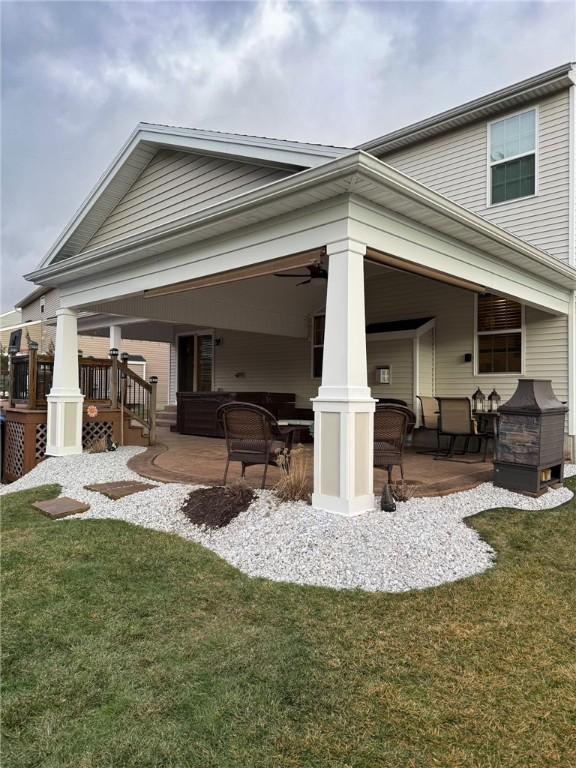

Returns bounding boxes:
[311,395,377,516]
[46,392,85,456]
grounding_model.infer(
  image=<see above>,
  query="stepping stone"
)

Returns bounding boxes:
[33,497,90,519]
[84,481,156,500]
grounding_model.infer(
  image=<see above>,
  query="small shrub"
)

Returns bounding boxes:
[182,483,255,529]
[274,445,311,503]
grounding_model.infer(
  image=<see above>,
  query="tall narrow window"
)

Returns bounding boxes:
[489,109,536,204]
[477,294,523,374]
[312,314,325,378]
[196,334,214,392]
[40,295,46,314]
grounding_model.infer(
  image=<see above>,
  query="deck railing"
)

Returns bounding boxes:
[7,349,157,444]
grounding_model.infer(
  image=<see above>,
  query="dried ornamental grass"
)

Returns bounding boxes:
[274,445,311,503]
[87,437,107,454]
[390,480,420,502]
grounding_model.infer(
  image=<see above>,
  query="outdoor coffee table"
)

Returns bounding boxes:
[277,419,314,443]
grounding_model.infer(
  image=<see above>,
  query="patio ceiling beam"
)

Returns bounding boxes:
[365,249,486,294]
[143,249,323,299]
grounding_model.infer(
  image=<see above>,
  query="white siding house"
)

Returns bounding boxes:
[20,63,576,515]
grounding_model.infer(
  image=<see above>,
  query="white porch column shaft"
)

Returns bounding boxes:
[46,308,84,456]
[568,290,576,460]
[312,239,376,516]
[109,324,122,351]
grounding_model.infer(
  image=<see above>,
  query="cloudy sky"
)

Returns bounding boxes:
[1,0,575,311]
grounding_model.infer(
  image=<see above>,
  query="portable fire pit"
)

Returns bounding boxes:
[494,379,568,496]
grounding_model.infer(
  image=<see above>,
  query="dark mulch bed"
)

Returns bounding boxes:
[181,484,256,529]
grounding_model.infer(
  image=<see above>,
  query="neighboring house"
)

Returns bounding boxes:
[15,287,171,408]
[0,308,42,352]
[22,62,576,515]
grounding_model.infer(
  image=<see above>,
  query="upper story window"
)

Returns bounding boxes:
[489,109,536,205]
[40,295,46,314]
[476,294,523,374]
[312,313,325,378]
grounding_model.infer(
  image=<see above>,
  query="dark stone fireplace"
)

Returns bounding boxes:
[493,379,567,496]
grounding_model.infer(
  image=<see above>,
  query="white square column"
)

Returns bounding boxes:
[109,324,122,351]
[312,239,376,515]
[46,308,84,456]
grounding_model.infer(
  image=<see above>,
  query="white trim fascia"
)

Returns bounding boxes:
[35,125,352,271]
[138,125,351,165]
[569,83,576,267]
[26,152,576,296]
[359,62,575,154]
[0,319,42,332]
[486,106,539,208]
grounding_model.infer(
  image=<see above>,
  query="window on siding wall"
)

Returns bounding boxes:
[489,109,536,204]
[196,334,214,392]
[477,294,523,374]
[312,314,325,378]
[40,295,46,314]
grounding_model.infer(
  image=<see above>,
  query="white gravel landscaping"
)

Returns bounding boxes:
[2,448,575,593]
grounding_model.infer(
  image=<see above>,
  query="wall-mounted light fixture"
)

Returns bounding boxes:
[376,365,391,385]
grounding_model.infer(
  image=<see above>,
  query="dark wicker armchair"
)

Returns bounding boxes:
[216,402,294,488]
[373,406,410,483]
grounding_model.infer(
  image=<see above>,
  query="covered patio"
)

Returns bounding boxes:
[26,147,576,514]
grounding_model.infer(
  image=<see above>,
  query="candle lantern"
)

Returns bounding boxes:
[488,389,501,412]
[472,388,486,413]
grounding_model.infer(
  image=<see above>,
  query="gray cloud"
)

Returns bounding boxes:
[2,0,574,310]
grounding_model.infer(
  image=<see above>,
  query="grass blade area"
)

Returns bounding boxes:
[1,482,575,768]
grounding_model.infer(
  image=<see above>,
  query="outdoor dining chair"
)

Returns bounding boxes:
[434,397,490,462]
[373,406,410,483]
[216,402,294,489]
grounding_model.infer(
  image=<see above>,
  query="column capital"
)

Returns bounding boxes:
[55,307,78,318]
[325,238,367,257]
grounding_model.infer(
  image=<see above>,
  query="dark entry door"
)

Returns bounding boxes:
[178,336,195,392]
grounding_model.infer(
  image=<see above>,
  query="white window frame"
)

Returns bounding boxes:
[486,106,539,208]
[40,295,46,314]
[311,310,325,380]
[474,294,525,377]
[175,330,215,392]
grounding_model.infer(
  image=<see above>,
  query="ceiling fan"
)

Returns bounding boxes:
[273,263,328,286]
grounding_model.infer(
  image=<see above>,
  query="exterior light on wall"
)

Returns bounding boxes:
[472,387,486,413]
[488,389,501,412]
[376,366,391,385]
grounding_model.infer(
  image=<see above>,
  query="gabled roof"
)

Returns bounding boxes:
[359,62,575,155]
[38,123,352,270]
[26,151,576,298]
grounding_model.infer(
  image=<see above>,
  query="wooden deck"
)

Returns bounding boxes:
[129,428,494,497]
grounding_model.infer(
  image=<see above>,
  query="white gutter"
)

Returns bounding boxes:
[27,151,576,293]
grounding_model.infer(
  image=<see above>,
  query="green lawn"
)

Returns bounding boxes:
[2,482,576,768]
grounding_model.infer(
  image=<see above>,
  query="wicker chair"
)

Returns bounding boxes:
[373,406,410,483]
[216,402,294,488]
[377,403,416,434]
[434,397,489,462]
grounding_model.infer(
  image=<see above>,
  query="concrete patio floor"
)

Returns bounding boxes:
[129,428,493,497]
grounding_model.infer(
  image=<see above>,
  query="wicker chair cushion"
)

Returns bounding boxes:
[230,439,285,455]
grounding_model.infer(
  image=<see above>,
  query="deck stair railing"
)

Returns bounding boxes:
[7,347,157,444]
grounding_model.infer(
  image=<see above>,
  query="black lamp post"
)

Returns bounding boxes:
[149,376,158,385]
[488,389,501,412]
[472,387,486,413]
[109,347,119,359]
[120,352,129,364]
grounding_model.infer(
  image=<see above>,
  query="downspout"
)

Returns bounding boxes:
[568,77,576,459]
